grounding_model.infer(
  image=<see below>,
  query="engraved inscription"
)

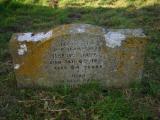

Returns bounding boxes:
[44,34,104,85]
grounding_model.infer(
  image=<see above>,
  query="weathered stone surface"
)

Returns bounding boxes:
[10,24,148,87]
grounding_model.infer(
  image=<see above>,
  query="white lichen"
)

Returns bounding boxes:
[70,25,86,33]
[17,30,52,42]
[14,64,20,69]
[18,44,27,55]
[107,29,146,37]
[76,27,86,33]
[104,31,126,48]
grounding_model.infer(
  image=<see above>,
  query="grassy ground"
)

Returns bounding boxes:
[0,0,160,119]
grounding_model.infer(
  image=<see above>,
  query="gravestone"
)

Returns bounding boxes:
[10,24,148,87]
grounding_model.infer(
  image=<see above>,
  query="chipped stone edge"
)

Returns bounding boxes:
[103,28,146,48]
[17,30,53,42]
[107,28,146,38]
[104,31,126,48]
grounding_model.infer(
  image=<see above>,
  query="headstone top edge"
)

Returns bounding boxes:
[12,24,105,42]
[11,24,147,43]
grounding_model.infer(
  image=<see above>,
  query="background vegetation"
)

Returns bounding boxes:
[0,0,160,119]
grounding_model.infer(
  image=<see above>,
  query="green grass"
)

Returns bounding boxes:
[0,0,160,119]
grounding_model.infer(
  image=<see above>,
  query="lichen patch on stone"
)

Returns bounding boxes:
[108,29,146,37]
[17,30,52,42]
[76,27,86,33]
[70,25,86,33]
[14,64,20,69]
[104,32,126,48]
[18,44,27,55]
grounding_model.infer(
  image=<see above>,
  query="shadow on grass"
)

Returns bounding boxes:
[0,2,160,120]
